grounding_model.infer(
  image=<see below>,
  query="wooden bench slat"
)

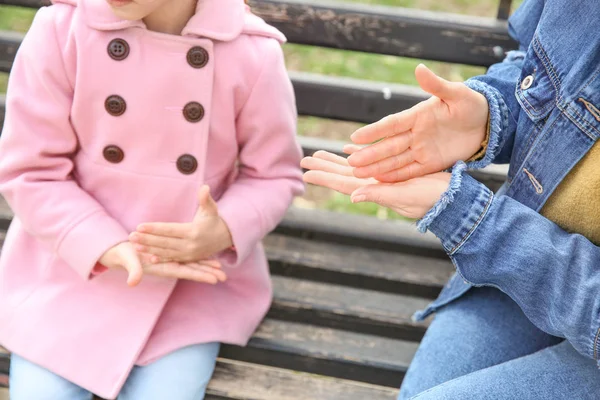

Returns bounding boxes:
[209,358,399,400]
[269,276,429,341]
[249,0,516,67]
[276,205,445,257]
[222,318,417,387]
[265,233,453,298]
[290,71,427,123]
[0,350,400,399]
[0,0,516,66]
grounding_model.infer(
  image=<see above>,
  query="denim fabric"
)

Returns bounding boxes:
[415,0,600,367]
[9,342,220,399]
[400,287,599,399]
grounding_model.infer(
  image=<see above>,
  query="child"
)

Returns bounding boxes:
[0,0,304,398]
[302,0,600,398]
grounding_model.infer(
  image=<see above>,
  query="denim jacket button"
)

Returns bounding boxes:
[521,75,534,90]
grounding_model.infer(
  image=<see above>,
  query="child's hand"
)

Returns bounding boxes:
[99,242,144,287]
[302,150,450,219]
[130,186,233,264]
[99,243,227,286]
[140,256,227,285]
[346,64,488,183]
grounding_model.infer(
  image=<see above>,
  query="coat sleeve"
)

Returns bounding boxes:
[217,38,304,266]
[423,163,600,365]
[464,0,545,168]
[0,7,130,279]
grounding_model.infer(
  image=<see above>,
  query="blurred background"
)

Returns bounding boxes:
[0,0,522,221]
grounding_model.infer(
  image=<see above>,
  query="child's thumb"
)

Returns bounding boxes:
[196,185,218,216]
[415,64,461,101]
[121,247,143,287]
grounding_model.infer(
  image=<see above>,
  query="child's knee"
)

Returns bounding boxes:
[119,343,220,400]
[9,354,92,400]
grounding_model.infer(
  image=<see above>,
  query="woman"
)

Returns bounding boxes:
[302,0,600,398]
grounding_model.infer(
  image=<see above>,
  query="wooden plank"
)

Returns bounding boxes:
[0,350,400,399]
[497,0,513,20]
[222,319,417,387]
[0,0,516,66]
[265,233,453,298]
[291,71,427,123]
[0,197,9,232]
[276,205,446,258]
[269,276,430,341]
[249,0,516,66]
[208,359,398,400]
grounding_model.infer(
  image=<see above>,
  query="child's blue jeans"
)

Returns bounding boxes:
[9,342,220,400]
[399,287,600,399]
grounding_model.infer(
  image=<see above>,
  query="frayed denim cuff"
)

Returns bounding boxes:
[419,163,494,254]
[417,161,467,233]
[464,79,510,170]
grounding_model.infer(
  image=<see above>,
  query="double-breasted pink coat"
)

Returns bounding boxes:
[0,0,304,397]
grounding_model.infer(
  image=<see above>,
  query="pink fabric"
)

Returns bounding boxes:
[0,0,304,397]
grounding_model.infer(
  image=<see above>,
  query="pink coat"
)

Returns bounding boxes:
[0,0,304,397]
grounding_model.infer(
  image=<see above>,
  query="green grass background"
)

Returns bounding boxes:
[0,0,521,220]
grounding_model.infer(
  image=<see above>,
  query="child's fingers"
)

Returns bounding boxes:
[136,222,190,238]
[130,232,184,250]
[191,264,228,282]
[374,162,424,183]
[301,156,354,176]
[144,263,220,284]
[350,110,415,145]
[347,133,412,168]
[353,151,414,179]
[134,244,186,261]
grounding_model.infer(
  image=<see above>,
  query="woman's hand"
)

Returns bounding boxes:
[301,150,450,220]
[346,64,488,182]
[130,186,233,264]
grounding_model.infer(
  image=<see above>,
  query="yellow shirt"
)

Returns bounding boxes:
[540,143,600,244]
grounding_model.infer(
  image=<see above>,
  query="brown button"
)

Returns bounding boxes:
[187,47,209,69]
[177,154,198,174]
[107,39,130,61]
[183,102,204,123]
[105,95,126,116]
[103,145,124,163]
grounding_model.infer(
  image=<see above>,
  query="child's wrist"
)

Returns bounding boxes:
[214,216,234,252]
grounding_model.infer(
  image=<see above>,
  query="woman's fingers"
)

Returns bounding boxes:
[303,170,371,195]
[301,155,354,176]
[353,151,415,179]
[350,110,416,145]
[347,132,412,168]
[343,144,363,155]
[374,162,424,183]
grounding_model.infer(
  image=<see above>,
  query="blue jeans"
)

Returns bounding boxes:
[9,342,220,400]
[399,287,600,399]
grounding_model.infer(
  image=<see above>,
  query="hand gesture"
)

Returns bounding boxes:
[347,64,488,182]
[130,186,233,263]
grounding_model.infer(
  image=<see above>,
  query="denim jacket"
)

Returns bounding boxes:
[415,0,600,365]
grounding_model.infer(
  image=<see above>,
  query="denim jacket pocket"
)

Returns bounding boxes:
[516,37,558,123]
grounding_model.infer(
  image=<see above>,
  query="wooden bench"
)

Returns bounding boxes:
[0,0,516,398]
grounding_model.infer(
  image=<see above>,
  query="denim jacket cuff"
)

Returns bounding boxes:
[463,79,510,170]
[417,161,467,233]
[419,162,494,254]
